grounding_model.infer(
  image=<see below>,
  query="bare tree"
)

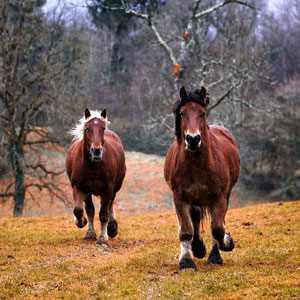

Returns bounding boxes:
[0,0,85,216]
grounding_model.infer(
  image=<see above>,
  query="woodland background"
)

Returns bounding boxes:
[0,0,300,216]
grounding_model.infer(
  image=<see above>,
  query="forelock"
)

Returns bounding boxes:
[69,110,110,141]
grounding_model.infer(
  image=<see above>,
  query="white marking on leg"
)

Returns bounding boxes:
[180,240,193,260]
[109,205,116,221]
[224,233,231,248]
[100,222,108,241]
[88,219,95,232]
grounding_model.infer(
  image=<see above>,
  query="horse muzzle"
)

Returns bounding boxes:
[185,133,201,151]
[90,146,103,161]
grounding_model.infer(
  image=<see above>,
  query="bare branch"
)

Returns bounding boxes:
[122,4,178,66]
[195,0,254,19]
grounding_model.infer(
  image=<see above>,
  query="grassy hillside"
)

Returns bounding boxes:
[0,201,299,299]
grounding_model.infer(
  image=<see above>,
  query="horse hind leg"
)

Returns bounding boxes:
[83,195,97,240]
[107,193,118,238]
[191,206,206,259]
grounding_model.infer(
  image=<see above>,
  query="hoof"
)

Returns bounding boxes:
[75,216,87,228]
[219,233,235,252]
[84,229,97,240]
[179,258,197,271]
[192,238,206,259]
[207,254,223,265]
[96,237,108,247]
[107,220,118,238]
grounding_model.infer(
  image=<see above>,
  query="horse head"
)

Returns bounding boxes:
[173,86,209,151]
[84,108,107,161]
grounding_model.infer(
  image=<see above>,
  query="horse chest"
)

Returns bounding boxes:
[75,168,108,195]
[183,182,210,204]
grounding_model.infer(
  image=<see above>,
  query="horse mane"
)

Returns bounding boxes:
[173,88,209,143]
[69,110,110,141]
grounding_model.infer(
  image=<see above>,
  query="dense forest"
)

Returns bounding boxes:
[0,0,299,216]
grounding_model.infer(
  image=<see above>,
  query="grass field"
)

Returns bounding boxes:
[0,200,299,299]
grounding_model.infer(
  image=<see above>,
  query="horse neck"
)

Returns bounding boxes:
[80,137,90,162]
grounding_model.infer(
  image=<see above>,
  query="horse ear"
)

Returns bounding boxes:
[199,87,209,105]
[180,86,187,100]
[101,109,107,119]
[85,108,91,119]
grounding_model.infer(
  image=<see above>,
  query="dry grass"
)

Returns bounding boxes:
[0,201,299,299]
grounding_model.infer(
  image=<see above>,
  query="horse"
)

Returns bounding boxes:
[66,108,126,246]
[164,87,240,270]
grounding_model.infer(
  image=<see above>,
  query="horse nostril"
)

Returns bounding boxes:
[94,148,100,155]
[195,135,201,144]
[186,135,192,144]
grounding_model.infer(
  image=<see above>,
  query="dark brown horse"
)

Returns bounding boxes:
[66,108,126,246]
[164,87,240,270]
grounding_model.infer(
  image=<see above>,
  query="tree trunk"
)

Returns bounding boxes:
[13,158,26,217]
[9,132,26,217]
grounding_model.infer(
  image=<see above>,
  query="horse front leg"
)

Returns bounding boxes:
[107,193,118,238]
[73,186,88,229]
[207,197,234,265]
[96,192,112,246]
[174,194,197,271]
[83,195,97,240]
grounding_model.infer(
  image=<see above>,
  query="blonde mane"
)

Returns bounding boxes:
[69,110,110,141]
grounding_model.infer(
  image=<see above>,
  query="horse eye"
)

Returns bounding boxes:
[180,112,184,117]
[201,112,206,118]
[85,127,89,132]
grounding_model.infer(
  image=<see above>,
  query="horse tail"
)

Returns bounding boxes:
[199,206,209,232]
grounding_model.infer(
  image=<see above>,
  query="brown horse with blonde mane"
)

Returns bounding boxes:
[66,108,126,246]
[164,87,240,270]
